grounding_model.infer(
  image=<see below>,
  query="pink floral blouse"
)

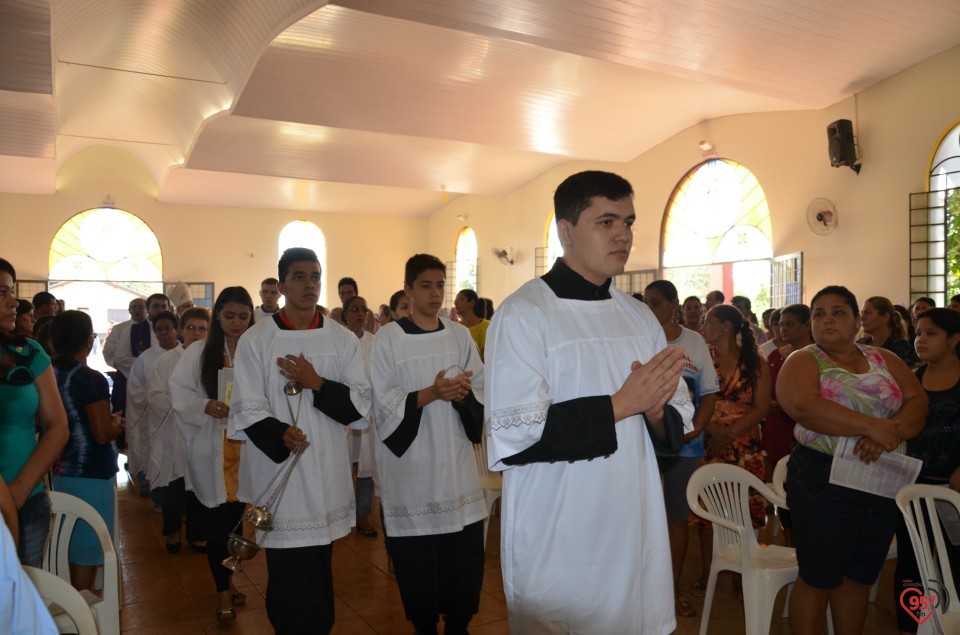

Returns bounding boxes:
[794,343,904,456]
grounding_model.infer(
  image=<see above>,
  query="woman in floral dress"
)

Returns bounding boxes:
[693,304,771,598]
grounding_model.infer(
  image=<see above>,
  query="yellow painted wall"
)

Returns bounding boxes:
[3,146,427,309]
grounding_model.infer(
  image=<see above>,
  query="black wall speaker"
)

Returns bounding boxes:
[827,119,857,167]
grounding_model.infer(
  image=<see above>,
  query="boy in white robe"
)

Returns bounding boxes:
[371,253,486,635]
[485,170,693,635]
[229,248,371,635]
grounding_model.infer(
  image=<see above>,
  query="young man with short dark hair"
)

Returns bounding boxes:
[371,253,485,635]
[253,277,281,324]
[230,247,371,635]
[485,170,692,634]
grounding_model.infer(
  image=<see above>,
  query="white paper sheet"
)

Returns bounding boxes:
[218,367,234,404]
[828,436,922,499]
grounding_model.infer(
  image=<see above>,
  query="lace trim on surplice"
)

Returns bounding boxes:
[382,491,485,518]
[487,400,551,431]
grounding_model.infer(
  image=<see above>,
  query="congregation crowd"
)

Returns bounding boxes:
[2,170,960,635]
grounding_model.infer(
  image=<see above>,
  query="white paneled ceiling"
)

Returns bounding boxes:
[2,0,960,216]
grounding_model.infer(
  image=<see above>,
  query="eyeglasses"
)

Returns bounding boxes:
[346,306,370,313]
[183,324,208,332]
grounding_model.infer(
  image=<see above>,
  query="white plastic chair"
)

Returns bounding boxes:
[42,491,120,635]
[473,434,501,551]
[24,565,100,635]
[895,484,960,635]
[686,463,797,635]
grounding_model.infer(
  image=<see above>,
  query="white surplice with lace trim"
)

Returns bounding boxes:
[228,317,371,548]
[371,318,487,538]
[485,279,693,635]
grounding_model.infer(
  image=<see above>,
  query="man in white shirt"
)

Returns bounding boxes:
[253,277,280,324]
[103,298,147,365]
[485,170,693,635]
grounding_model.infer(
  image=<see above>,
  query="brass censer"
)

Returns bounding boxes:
[222,379,306,571]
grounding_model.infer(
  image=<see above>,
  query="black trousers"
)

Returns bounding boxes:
[158,477,207,542]
[386,520,485,635]
[205,501,245,593]
[265,544,335,635]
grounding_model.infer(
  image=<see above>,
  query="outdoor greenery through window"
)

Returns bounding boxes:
[946,190,960,298]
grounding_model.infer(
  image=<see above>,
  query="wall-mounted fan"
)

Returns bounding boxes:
[491,247,514,265]
[806,198,838,235]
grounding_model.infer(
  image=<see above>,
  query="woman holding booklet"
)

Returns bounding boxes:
[777,285,928,635]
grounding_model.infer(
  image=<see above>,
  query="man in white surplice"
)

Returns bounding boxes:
[485,170,694,635]
[372,254,486,635]
[229,248,371,635]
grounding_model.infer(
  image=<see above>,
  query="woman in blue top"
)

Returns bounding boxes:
[0,258,68,566]
[50,310,124,591]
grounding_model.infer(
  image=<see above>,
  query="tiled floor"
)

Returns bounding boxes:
[114,473,903,634]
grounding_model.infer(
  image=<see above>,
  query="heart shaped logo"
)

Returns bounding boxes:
[899,587,940,625]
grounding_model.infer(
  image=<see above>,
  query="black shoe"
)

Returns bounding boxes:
[166,541,182,554]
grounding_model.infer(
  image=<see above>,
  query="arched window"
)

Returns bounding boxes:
[50,207,163,283]
[48,208,164,365]
[661,159,776,311]
[535,214,562,277]
[454,227,478,295]
[278,220,328,309]
[917,122,960,303]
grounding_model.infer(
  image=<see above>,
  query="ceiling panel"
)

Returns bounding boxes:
[161,167,455,217]
[0,90,54,158]
[335,0,960,102]
[0,0,51,94]
[187,115,570,195]
[233,6,801,161]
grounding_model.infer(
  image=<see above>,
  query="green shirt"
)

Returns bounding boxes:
[0,339,52,499]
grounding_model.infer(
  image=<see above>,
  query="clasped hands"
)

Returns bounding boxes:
[612,346,685,423]
[431,369,474,403]
[854,418,905,464]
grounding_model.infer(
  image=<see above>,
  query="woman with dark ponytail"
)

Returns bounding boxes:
[169,286,254,620]
[693,303,771,599]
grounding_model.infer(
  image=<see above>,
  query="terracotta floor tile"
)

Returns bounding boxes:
[330,620,380,635]
[121,618,207,635]
[359,610,414,635]
[468,620,510,635]
[121,571,186,606]
[120,594,197,631]
[338,584,406,618]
